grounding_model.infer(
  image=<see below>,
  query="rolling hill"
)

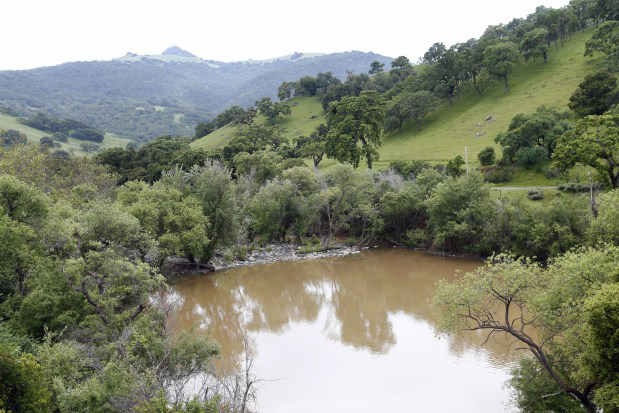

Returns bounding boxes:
[0,112,131,157]
[192,28,599,179]
[0,48,392,141]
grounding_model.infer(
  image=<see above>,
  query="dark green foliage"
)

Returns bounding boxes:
[385,90,439,131]
[520,27,550,62]
[70,127,104,142]
[388,160,432,179]
[0,344,52,413]
[325,90,386,169]
[585,20,618,57]
[79,142,100,153]
[369,61,384,75]
[510,358,586,413]
[39,136,59,148]
[255,97,292,124]
[483,42,520,92]
[18,112,105,142]
[96,136,208,184]
[425,172,493,254]
[294,124,328,167]
[553,112,619,187]
[446,155,465,177]
[495,106,571,166]
[568,70,618,116]
[0,129,27,147]
[222,124,286,165]
[0,52,391,140]
[482,166,516,183]
[477,147,496,166]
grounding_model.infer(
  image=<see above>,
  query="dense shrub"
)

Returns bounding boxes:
[477,147,496,166]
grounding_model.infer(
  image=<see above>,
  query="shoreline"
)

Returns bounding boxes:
[165,243,485,280]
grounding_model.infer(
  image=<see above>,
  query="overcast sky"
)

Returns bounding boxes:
[3,0,571,70]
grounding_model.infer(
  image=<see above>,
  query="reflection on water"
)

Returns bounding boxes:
[171,249,517,413]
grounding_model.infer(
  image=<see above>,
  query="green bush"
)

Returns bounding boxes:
[483,167,515,183]
[477,147,496,166]
[527,188,544,200]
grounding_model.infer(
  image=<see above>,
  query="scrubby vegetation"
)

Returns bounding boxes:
[1,1,619,412]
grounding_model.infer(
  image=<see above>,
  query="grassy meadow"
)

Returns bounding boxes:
[0,113,132,157]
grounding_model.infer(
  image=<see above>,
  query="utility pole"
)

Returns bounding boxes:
[465,146,469,175]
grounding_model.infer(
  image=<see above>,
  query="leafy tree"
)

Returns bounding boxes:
[231,107,258,126]
[117,182,211,266]
[585,20,619,57]
[250,178,303,241]
[71,127,104,143]
[369,61,384,75]
[0,344,53,413]
[391,56,411,69]
[425,172,492,253]
[434,246,619,413]
[520,28,550,62]
[483,42,520,92]
[477,147,496,166]
[194,121,215,140]
[315,72,342,95]
[445,155,465,177]
[386,90,439,131]
[321,164,379,246]
[277,81,295,100]
[39,136,59,148]
[0,129,27,147]
[294,76,319,96]
[255,97,291,124]
[589,189,619,245]
[294,124,328,167]
[233,150,283,185]
[212,105,246,128]
[496,106,571,164]
[223,124,287,164]
[161,162,239,261]
[553,112,619,187]
[423,43,447,63]
[568,70,617,116]
[325,90,386,168]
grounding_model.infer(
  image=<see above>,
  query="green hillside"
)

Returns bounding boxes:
[193,28,598,177]
[377,28,596,169]
[0,112,132,156]
[191,96,325,150]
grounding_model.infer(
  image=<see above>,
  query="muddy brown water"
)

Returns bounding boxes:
[170,249,517,412]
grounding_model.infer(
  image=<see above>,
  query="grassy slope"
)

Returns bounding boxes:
[0,113,131,156]
[194,30,596,183]
[191,96,325,150]
[377,29,595,169]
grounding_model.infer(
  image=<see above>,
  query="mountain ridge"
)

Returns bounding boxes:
[0,50,393,140]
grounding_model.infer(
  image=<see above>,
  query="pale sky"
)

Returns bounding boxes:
[3,0,570,70]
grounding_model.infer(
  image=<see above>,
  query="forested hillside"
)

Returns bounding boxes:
[0,49,391,140]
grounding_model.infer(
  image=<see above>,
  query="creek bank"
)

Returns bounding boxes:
[165,244,362,278]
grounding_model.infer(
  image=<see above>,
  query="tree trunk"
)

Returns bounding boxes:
[504,75,510,93]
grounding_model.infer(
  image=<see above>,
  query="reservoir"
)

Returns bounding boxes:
[171,249,516,412]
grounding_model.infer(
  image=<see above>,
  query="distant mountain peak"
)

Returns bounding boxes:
[161,46,196,58]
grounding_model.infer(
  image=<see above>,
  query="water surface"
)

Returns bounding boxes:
[171,249,516,412]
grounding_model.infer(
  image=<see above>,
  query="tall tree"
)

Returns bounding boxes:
[325,90,386,168]
[369,61,385,75]
[520,28,550,62]
[553,111,619,188]
[483,42,520,92]
[568,70,617,116]
[386,90,439,131]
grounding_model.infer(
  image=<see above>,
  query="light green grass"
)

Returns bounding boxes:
[191,96,325,150]
[490,188,584,208]
[0,113,132,156]
[376,29,597,170]
[195,30,597,184]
